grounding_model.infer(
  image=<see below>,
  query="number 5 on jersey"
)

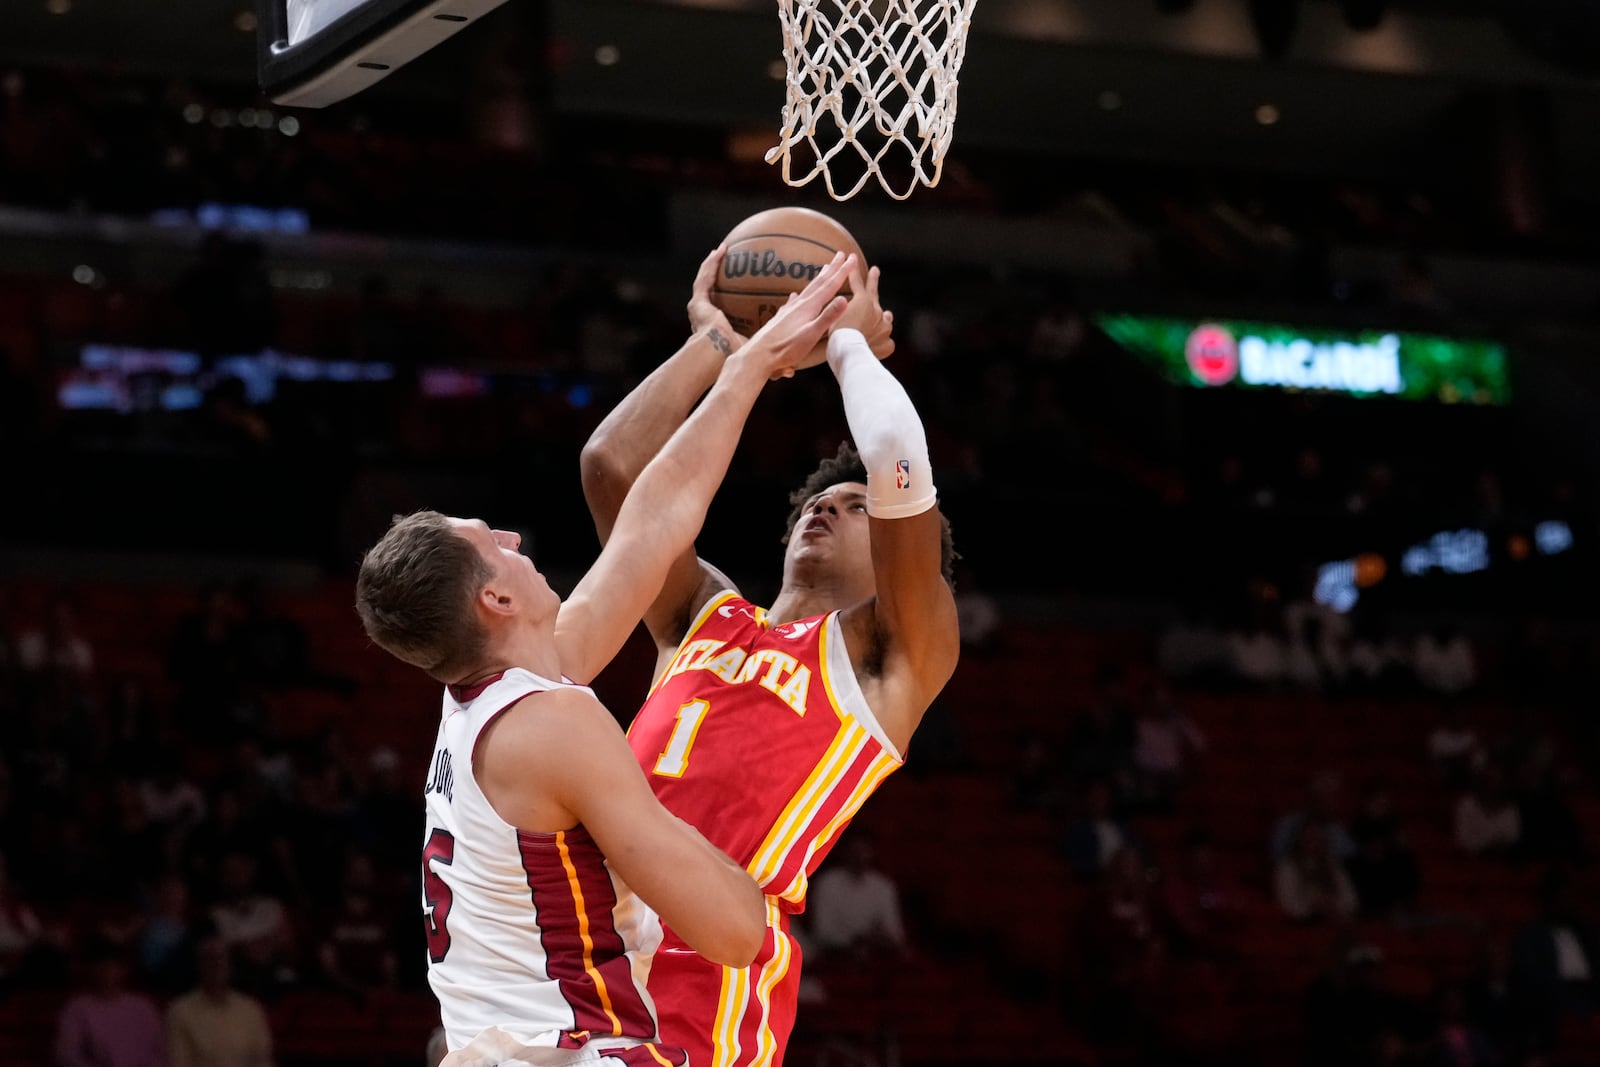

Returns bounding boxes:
[652,699,710,778]
[423,828,456,962]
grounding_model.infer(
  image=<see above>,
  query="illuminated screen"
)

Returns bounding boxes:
[1096,313,1511,405]
[57,345,395,414]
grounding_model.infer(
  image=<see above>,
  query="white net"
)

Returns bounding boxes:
[765,0,979,201]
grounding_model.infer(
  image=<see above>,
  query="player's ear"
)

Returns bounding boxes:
[478,584,516,618]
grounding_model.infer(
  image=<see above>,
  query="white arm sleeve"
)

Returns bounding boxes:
[826,328,937,520]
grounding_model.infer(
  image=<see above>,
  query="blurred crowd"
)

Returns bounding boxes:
[0,580,420,1067]
[0,47,1598,1067]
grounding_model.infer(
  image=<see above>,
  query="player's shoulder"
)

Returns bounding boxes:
[660,566,744,643]
[483,685,611,751]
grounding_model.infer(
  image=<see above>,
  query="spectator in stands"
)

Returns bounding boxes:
[1420,982,1501,1067]
[100,673,165,777]
[315,851,398,1001]
[30,811,95,908]
[1024,296,1087,363]
[1454,763,1521,859]
[1427,702,1485,791]
[1282,616,1328,691]
[951,559,1002,654]
[102,775,171,905]
[1160,827,1248,962]
[1345,615,1411,695]
[1156,605,1230,686]
[1227,621,1288,689]
[1304,933,1415,1067]
[167,582,245,687]
[53,938,166,1067]
[1063,777,1145,880]
[1344,778,1420,923]
[16,589,94,677]
[167,582,244,745]
[1075,845,1170,1047]
[281,755,358,908]
[1131,684,1207,814]
[1271,770,1356,866]
[1274,822,1359,924]
[0,848,57,991]
[1414,625,1478,697]
[231,577,311,691]
[138,749,207,838]
[1062,667,1137,799]
[185,787,274,902]
[166,935,274,1067]
[806,835,908,964]
[1460,932,1516,1061]
[209,849,295,995]
[352,747,417,885]
[1508,871,1600,1056]
[138,873,200,996]
[1509,735,1586,867]
[1502,617,1562,705]
[1013,733,1069,820]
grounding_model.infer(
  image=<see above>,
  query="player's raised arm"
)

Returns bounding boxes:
[578,247,748,655]
[556,253,856,685]
[476,688,765,967]
[580,245,744,549]
[830,265,959,752]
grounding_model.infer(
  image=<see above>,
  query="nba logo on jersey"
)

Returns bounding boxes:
[895,459,911,489]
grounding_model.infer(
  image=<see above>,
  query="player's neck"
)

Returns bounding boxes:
[486,625,563,683]
[768,578,864,626]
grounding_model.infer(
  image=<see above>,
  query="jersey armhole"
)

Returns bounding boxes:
[821,614,905,763]
[466,690,585,836]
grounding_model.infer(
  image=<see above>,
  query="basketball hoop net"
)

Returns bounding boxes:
[765,0,978,201]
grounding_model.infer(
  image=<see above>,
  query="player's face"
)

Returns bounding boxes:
[786,482,875,593]
[449,518,557,617]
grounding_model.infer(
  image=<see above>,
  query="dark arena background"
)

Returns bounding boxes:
[3,1,1600,1066]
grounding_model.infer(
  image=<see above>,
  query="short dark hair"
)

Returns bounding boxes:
[356,510,493,681]
[782,441,957,585]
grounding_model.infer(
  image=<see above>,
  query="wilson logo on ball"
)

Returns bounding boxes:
[722,249,828,282]
[1185,324,1239,386]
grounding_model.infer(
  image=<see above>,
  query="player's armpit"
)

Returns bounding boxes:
[644,559,738,676]
[530,693,766,967]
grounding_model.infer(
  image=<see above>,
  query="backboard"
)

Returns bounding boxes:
[256,0,512,107]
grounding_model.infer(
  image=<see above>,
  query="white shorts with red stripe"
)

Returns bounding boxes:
[441,1028,687,1067]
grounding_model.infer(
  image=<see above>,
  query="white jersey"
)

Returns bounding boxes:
[422,668,668,1057]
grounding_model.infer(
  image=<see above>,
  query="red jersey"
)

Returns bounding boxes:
[627,591,903,1067]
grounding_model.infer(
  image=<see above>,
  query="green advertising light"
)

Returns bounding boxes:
[1095,314,1511,405]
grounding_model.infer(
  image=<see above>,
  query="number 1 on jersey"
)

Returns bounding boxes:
[652,699,710,778]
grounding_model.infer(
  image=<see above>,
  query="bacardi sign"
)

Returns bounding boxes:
[1097,314,1509,404]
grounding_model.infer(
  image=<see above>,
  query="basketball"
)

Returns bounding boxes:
[709,207,867,340]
